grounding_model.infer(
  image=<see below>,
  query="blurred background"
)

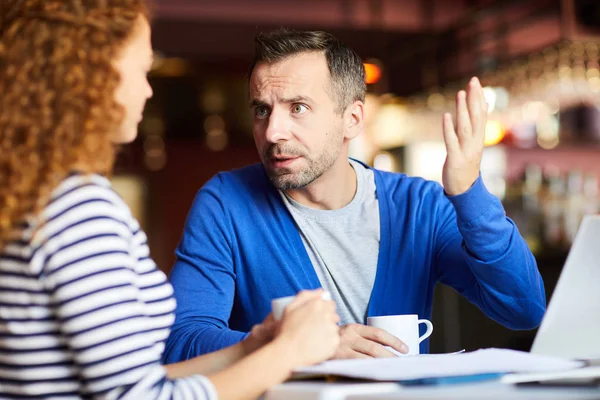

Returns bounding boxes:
[112,0,600,354]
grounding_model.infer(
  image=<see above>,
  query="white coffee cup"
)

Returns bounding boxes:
[367,314,433,356]
[271,291,332,321]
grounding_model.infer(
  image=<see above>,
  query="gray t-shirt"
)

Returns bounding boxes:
[280,159,380,324]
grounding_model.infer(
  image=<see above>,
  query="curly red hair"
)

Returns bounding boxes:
[0,0,149,247]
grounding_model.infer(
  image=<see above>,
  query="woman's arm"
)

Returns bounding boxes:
[207,337,298,400]
[164,342,247,378]
[165,291,340,400]
[165,313,277,378]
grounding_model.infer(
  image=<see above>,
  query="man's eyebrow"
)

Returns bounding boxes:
[281,95,314,104]
[249,95,314,107]
[250,99,269,108]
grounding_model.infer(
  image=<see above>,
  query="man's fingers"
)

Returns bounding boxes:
[442,112,459,152]
[336,348,372,359]
[456,90,472,141]
[467,77,486,141]
[352,338,399,358]
[356,325,408,354]
[466,78,481,131]
[336,324,411,359]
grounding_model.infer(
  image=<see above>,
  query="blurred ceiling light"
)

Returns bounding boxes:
[523,101,548,121]
[143,135,167,171]
[480,146,507,200]
[405,142,447,183]
[206,130,228,152]
[483,87,497,113]
[151,51,165,71]
[427,93,445,111]
[559,65,572,80]
[201,86,226,114]
[511,123,538,148]
[364,93,382,127]
[547,99,560,115]
[494,88,509,110]
[484,120,505,146]
[204,115,225,132]
[364,62,382,85]
[536,114,559,150]
[538,135,560,150]
[150,57,190,77]
[590,76,600,92]
[482,87,509,113]
[140,116,165,136]
[373,152,394,172]
[371,103,408,148]
[537,114,559,138]
[204,115,228,151]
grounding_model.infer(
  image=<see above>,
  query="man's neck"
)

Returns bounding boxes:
[284,158,357,210]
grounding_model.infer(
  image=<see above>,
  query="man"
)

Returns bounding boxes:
[163,29,546,362]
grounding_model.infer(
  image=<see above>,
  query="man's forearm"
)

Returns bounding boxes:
[164,324,248,363]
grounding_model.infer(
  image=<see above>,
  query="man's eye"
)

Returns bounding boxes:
[255,107,269,118]
[291,104,308,114]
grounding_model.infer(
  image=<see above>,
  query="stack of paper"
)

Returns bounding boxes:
[294,348,584,382]
[502,366,600,385]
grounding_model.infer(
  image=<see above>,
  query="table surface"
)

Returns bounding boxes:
[263,380,600,400]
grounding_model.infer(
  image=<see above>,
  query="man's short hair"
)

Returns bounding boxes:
[249,29,366,114]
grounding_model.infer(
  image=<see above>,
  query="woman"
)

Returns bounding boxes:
[0,1,340,399]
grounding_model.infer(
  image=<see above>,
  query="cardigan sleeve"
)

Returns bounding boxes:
[164,175,247,363]
[433,176,546,330]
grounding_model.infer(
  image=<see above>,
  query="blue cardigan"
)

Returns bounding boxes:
[164,163,546,362]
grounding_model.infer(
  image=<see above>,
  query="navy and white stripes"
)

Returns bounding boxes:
[0,174,216,399]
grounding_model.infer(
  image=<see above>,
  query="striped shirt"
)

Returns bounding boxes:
[0,174,217,399]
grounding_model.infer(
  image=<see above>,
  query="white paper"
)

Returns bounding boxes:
[294,348,584,381]
[501,366,600,384]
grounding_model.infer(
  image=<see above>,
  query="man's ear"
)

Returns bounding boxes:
[343,100,365,140]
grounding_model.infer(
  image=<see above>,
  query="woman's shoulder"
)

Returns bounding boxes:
[45,173,131,219]
[32,173,135,246]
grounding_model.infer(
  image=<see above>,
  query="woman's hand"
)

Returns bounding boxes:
[275,290,340,367]
[242,312,278,355]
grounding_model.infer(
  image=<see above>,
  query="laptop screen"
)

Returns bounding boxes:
[530,214,600,360]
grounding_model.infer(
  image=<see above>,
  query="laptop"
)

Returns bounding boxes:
[530,214,600,360]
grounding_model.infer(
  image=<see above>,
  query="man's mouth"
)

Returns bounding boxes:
[269,155,301,168]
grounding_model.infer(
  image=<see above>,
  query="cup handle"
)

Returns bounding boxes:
[417,319,433,343]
